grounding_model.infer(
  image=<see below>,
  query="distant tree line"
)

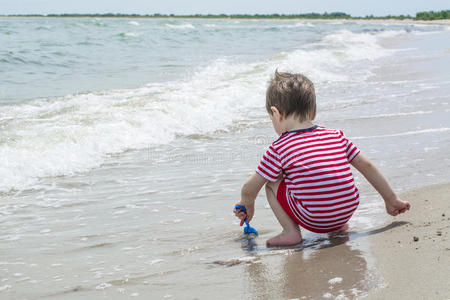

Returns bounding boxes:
[3,12,354,19]
[415,10,449,20]
[1,10,449,20]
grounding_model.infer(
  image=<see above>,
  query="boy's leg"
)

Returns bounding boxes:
[265,180,302,246]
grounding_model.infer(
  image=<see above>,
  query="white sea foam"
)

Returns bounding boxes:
[277,22,308,28]
[0,285,12,292]
[277,29,403,83]
[328,277,343,284]
[0,29,407,192]
[148,259,164,265]
[321,30,398,61]
[96,282,112,290]
[262,21,315,29]
[165,23,195,30]
[0,58,265,192]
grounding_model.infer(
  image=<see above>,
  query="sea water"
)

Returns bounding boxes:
[0,17,449,299]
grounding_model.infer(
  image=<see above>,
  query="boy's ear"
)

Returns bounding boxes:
[270,106,283,121]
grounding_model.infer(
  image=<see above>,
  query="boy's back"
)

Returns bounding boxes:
[257,125,360,233]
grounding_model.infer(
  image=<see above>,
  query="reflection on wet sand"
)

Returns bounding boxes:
[243,222,408,299]
[282,242,367,299]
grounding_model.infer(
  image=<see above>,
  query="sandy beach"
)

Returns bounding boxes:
[365,183,450,299]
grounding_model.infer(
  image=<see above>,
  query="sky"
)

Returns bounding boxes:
[0,0,448,17]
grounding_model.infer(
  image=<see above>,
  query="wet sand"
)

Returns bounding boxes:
[365,183,450,299]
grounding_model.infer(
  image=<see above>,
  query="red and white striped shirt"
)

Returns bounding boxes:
[256,125,360,233]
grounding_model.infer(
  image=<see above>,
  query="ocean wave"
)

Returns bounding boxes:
[91,19,107,27]
[0,58,266,192]
[274,22,310,28]
[320,29,400,61]
[165,23,195,30]
[35,25,52,31]
[0,29,405,192]
[277,29,404,83]
[1,52,44,66]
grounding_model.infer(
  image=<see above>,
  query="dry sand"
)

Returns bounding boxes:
[365,183,450,299]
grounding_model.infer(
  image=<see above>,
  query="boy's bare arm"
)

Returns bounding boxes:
[351,153,410,216]
[241,172,267,206]
[234,172,267,225]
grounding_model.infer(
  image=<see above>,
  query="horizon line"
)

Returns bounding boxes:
[1,10,448,17]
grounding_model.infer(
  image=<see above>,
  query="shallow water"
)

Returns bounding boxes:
[0,18,449,299]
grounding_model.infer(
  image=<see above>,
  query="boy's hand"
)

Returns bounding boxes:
[385,196,411,216]
[233,202,255,226]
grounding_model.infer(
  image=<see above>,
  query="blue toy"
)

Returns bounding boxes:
[235,204,258,236]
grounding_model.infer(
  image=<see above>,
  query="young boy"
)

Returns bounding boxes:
[234,71,411,247]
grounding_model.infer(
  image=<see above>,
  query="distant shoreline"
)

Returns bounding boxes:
[1,15,449,26]
[0,10,449,21]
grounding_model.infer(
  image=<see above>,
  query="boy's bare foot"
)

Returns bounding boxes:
[337,223,349,232]
[266,230,302,247]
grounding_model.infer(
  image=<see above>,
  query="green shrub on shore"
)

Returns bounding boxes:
[415,10,449,20]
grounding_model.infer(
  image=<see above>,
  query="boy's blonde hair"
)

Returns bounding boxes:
[266,70,316,121]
